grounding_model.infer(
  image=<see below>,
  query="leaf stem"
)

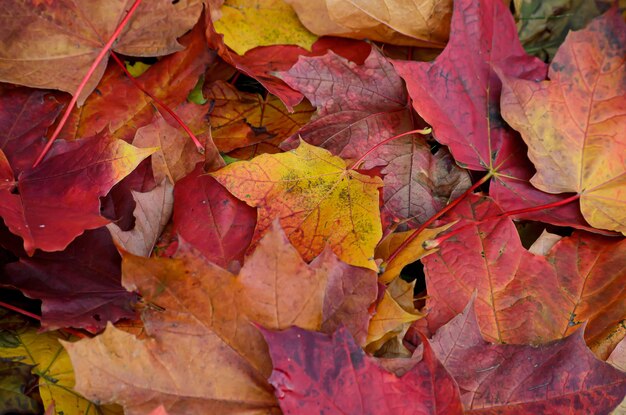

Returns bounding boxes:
[110,52,205,153]
[32,0,144,168]
[424,193,581,249]
[0,300,89,339]
[0,300,41,321]
[350,128,432,169]
[386,172,492,265]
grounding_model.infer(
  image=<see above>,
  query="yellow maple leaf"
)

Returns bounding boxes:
[0,328,121,415]
[214,0,317,55]
[499,9,626,234]
[212,140,383,270]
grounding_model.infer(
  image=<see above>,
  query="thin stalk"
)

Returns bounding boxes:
[425,193,581,249]
[0,300,89,338]
[386,172,493,265]
[33,0,144,168]
[110,53,205,153]
[350,128,431,169]
[0,300,41,321]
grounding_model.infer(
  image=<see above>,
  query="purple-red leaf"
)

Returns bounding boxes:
[431,299,626,414]
[173,164,256,269]
[262,326,463,415]
[279,48,414,166]
[2,227,136,332]
[392,0,591,230]
[0,135,154,254]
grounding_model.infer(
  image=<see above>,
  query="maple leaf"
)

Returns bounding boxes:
[423,194,626,345]
[0,87,62,173]
[380,144,471,229]
[499,8,626,234]
[278,47,413,165]
[100,157,157,232]
[64,222,377,414]
[213,0,317,55]
[0,359,39,414]
[366,278,422,356]
[132,113,206,184]
[430,298,626,414]
[0,135,154,254]
[212,140,383,270]
[2,228,137,332]
[285,0,451,47]
[277,47,471,227]
[313,250,378,346]
[376,222,454,284]
[262,325,463,414]
[515,0,604,61]
[172,165,257,269]
[205,80,314,153]
[391,0,594,230]
[0,0,203,104]
[0,324,121,415]
[58,19,215,143]
[205,11,371,109]
[107,180,174,257]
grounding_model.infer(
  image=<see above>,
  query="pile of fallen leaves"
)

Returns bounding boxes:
[0,0,625,414]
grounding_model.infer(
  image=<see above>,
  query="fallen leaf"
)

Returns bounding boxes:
[279,47,468,229]
[206,11,371,109]
[431,298,626,414]
[0,327,121,415]
[99,157,157,232]
[0,0,203,104]
[132,114,205,184]
[64,222,376,414]
[607,336,626,415]
[285,0,452,48]
[262,325,463,415]
[172,164,257,269]
[0,87,62,173]
[0,135,154,254]
[366,279,422,355]
[212,140,383,270]
[213,0,317,55]
[148,406,170,415]
[381,144,471,229]
[527,229,562,255]
[548,231,626,345]
[58,18,215,143]
[422,194,570,343]
[608,336,626,371]
[515,0,604,61]
[499,8,626,234]
[393,0,543,166]
[0,359,40,415]
[424,194,626,346]
[278,48,414,166]
[2,228,137,332]
[205,80,314,153]
[205,15,306,109]
[313,249,378,346]
[376,222,454,284]
[107,180,174,257]
[392,0,591,229]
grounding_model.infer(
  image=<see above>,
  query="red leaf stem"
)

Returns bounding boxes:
[0,300,89,339]
[386,172,493,265]
[32,0,144,168]
[350,128,431,169]
[424,193,582,249]
[110,52,205,153]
